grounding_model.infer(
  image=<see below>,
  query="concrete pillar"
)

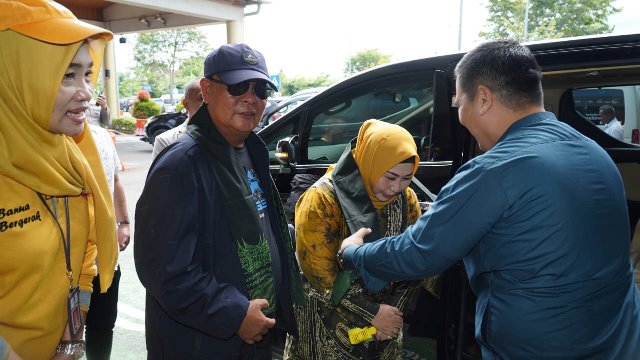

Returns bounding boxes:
[226,20,244,44]
[103,39,119,120]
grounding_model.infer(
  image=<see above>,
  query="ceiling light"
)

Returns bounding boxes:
[155,14,166,25]
[138,16,150,27]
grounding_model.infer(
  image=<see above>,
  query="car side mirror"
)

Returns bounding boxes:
[275,136,297,173]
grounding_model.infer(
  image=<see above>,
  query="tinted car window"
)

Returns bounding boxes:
[259,71,450,194]
[302,77,434,165]
[572,85,640,144]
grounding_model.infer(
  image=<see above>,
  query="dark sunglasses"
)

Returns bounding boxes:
[207,77,274,100]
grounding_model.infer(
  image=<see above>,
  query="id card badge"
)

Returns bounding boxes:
[67,286,82,338]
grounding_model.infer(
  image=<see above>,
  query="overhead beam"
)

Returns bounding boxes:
[103,11,225,34]
[106,0,244,21]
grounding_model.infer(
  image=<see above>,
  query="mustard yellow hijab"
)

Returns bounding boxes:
[0,30,117,292]
[350,119,419,208]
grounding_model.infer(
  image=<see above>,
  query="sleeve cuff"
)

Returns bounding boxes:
[343,245,388,293]
[80,289,92,312]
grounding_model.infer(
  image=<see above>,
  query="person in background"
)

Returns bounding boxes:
[339,39,640,359]
[134,43,303,359]
[319,117,347,144]
[0,1,118,359]
[285,119,437,359]
[599,104,623,140]
[85,124,130,360]
[151,79,203,159]
[87,92,111,127]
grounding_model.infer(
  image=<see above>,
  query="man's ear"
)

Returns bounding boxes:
[476,85,493,115]
[199,78,210,104]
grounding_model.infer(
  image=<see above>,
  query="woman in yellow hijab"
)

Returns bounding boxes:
[285,119,432,359]
[0,1,118,359]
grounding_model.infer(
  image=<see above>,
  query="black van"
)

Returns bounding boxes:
[258,33,640,359]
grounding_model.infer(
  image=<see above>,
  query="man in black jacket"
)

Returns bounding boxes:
[135,43,302,359]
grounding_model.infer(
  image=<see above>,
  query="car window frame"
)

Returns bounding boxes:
[296,71,437,165]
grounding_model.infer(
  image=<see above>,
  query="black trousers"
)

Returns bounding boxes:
[86,266,121,360]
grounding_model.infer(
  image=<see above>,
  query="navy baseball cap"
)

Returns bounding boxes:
[203,43,276,89]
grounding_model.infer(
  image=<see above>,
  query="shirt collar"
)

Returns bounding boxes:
[497,111,556,144]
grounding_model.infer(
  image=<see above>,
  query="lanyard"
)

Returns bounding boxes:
[37,192,73,288]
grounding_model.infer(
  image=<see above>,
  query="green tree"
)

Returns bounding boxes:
[118,72,141,98]
[176,54,205,86]
[279,73,335,96]
[482,0,621,41]
[344,49,391,76]
[134,64,165,98]
[133,28,209,103]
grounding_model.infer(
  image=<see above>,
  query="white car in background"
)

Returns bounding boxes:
[160,94,182,113]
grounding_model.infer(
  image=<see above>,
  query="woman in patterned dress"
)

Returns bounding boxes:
[285,119,435,359]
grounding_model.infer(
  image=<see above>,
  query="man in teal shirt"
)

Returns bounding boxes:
[339,39,640,358]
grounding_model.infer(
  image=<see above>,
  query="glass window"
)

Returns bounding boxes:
[304,77,434,164]
[573,85,640,144]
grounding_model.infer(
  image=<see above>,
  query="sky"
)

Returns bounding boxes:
[115,0,640,81]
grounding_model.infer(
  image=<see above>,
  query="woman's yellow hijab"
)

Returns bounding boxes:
[352,119,419,208]
[326,119,419,209]
[0,7,117,292]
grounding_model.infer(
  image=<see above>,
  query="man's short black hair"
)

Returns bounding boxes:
[454,39,543,110]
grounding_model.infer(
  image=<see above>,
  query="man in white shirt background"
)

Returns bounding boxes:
[600,104,624,141]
